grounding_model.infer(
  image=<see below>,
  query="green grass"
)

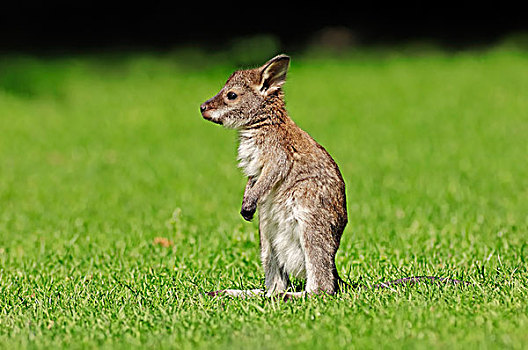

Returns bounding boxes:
[0,46,527,349]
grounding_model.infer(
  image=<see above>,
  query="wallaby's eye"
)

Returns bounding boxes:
[227,91,238,100]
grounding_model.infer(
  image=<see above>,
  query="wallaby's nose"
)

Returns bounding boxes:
[200,104,207,113]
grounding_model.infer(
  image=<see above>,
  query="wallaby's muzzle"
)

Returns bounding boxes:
[200,100,223,125]
[200,101,212,120]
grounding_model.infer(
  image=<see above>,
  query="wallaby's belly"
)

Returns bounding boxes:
[259,188,307,278]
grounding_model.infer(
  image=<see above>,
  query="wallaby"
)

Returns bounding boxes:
[200,54,346,298]
[200,54,471,299]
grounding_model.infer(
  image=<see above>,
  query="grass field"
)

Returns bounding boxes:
[0,45,527,349]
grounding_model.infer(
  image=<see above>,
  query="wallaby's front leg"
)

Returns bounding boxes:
[240,176,257,221]
[240,160,288,221]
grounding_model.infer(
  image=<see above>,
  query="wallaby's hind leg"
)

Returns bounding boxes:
[260,228,290,296]
[263,255,290,297]
[206,225,290,299]
[301,224,341,294]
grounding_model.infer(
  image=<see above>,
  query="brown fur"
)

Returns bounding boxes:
[201,55,347,295]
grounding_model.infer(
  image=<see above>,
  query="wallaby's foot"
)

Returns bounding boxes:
[207,289,264,298]
[275,291,335,301]
[206,290,226,297]
[276,291,306,301]
[206,289,308,301]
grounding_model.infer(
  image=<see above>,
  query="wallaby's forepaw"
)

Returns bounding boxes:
[240,205,256,221]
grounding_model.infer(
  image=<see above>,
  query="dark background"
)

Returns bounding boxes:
[1,4,527,54]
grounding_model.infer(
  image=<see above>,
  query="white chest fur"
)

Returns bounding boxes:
[237,130,262,178]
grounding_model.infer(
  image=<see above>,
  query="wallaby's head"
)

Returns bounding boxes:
[200,54,290,129]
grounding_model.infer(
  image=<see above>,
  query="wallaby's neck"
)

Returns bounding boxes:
[243,94,290,131]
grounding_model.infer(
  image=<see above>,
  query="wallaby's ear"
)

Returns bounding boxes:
[258,54,290,95]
